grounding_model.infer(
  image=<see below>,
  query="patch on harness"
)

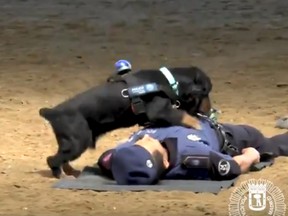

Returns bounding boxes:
[127,83,159,97]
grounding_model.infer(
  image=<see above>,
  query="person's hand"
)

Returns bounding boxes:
[241,147,260,164]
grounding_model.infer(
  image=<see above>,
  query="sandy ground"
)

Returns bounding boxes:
[1,0,288,215]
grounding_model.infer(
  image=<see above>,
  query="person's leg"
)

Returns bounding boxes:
[265,132,288,156]
[222,124,288,157]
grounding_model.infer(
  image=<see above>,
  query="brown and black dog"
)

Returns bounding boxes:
[39,66,212,178]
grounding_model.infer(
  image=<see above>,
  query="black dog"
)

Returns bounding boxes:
[39,66,212,178]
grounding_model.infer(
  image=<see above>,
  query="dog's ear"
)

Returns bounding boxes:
[39,107,60,121]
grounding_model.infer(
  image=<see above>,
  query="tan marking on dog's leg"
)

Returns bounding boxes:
[199,96,212,115]
[181,112,201,129]
[62,162,81,178]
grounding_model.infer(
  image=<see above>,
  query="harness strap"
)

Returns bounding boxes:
[216,124,239,157]
[122,75,179,101]
[159,67,179,96]
[197,113,239,157]
[126,76,149,125]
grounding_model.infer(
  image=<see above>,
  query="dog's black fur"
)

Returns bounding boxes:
[39,67,212,178]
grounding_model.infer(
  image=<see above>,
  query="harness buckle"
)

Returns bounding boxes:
[121,89,129,98]
[172,100,181,109]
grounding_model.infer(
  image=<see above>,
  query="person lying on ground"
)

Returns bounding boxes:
[97,115,288,185]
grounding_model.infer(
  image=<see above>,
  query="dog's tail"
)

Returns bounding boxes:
[39,107,59,120]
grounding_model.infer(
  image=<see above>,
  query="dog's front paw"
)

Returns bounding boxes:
[47,156,62,179]
[51,167,62,179]
[181,113,202,130]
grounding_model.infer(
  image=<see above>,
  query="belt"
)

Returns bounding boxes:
[196,113,239,157]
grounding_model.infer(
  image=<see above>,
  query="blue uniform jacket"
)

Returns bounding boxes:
[114,119,241,180]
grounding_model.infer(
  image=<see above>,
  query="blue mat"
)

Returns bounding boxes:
[52,160,273,194]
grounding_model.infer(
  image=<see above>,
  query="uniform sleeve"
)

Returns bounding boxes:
[208,150,241,180]
[181,145,241,181]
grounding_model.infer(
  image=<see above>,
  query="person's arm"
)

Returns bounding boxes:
[232,147,260,173]
[208,147,260,180]
[207,151,241,180]
[179,144,242,181]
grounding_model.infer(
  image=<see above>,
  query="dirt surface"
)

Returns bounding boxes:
[1,0,288,215]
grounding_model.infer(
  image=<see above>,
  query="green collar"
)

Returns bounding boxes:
[159,67,179,95]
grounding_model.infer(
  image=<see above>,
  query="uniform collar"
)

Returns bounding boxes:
[161,138,178,168]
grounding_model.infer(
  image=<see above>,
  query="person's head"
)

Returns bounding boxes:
[114,59,132,75]
[110,135,169,185]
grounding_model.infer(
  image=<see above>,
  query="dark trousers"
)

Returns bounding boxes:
[222,124,288,157]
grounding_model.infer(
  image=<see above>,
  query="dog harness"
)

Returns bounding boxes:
[106,66,209,126]
[118,67,180,126]
[122,82,180,126]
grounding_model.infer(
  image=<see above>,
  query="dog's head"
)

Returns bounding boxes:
[39,107,94,155]
[178,67,212,96]
[174,67,212,114]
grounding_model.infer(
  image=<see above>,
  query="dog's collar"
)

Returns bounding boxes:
[159,67,179,96]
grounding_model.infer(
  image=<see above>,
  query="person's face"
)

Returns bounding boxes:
[134,135,170,169]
